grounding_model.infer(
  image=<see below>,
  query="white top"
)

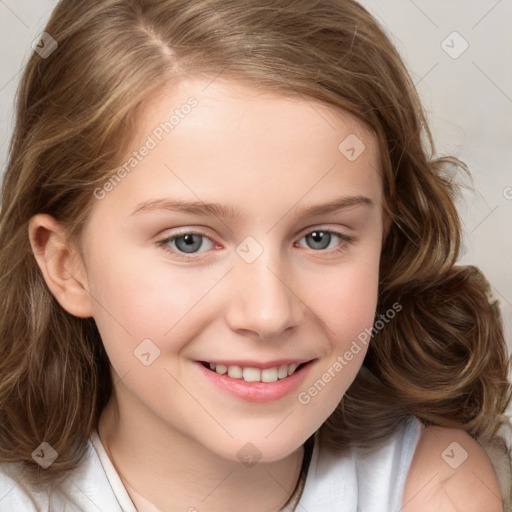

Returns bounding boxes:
[0,416,422,511]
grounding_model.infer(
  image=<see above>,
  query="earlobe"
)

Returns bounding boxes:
[28,214,94,318]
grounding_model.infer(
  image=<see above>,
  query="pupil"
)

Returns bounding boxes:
[308,231,330,250]
[177,234,202,253]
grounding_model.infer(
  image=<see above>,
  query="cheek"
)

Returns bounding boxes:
[296,246,380,422]
[85,242,224,358]
[318,270,377,372]
[311,248,380,349]
[322,274,377,329]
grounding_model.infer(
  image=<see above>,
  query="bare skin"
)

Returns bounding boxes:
[403,425,503,511]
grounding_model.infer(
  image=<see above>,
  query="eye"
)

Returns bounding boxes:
[156,231,215,259]
[156,228,355,261]
[296,229,354,252]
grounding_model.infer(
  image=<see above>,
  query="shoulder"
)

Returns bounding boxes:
[0,438,123,511]
[0,462,40,510]
[402,425,503,512]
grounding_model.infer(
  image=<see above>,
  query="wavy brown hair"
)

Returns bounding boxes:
[1,0,510,490]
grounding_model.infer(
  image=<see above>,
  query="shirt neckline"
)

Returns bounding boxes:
[279,432,317,511]
[90,429,317,512]
[90,429,138,512]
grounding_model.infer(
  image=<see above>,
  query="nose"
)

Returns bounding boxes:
[224,246,304,340]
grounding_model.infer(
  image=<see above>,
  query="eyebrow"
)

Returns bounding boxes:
[130,195,373,220]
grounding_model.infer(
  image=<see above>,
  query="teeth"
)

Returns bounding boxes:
[277,365,288,379]
[227,365,243,379]
[216,364,227,375]
[209,362,302,382]
[261,367,278,383]
[288,363,299,374]
[242,367,261,382]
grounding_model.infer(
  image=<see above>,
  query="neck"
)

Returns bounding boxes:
[97,391,305,512]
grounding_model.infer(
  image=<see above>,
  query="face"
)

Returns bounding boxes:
[78,78,386,462]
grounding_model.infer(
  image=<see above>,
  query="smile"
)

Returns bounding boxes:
[195,359,318,402]
[201,362,306,383]
[197,359,315,402]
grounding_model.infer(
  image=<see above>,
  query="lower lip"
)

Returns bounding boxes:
[196,361,313,403]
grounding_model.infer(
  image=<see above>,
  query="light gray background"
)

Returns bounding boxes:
[1,0,511,348]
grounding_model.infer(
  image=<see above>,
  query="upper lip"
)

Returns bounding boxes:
[199,359,314,369]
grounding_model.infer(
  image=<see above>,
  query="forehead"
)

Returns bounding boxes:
[138,77,377,160]
[90,77,382,225]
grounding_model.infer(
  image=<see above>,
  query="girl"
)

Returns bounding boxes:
[0,0,511,510]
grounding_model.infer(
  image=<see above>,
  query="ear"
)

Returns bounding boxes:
[28,214,94,318]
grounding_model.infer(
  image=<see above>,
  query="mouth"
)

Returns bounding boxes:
[196,359,316,402]
[199,360,312,383]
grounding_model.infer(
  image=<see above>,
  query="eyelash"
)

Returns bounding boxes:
[156,228,356,261]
